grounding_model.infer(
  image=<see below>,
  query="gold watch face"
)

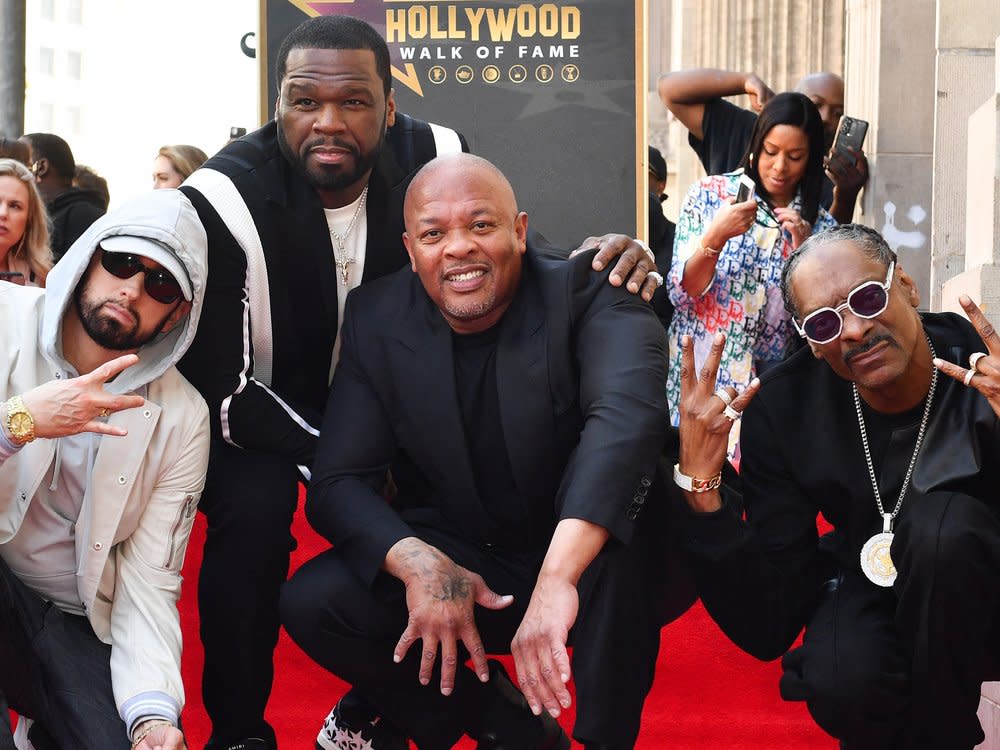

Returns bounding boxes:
[9,411,33,439]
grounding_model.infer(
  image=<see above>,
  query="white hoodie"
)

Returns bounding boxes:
[0,189,210,736]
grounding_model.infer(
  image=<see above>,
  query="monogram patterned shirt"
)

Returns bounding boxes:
[665,171,835,423]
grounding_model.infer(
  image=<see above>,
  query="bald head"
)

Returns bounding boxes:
[402,153,528,334]
[405,153,517,224]
[795,72,844,148]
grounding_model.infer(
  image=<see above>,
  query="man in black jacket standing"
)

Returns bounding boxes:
[178,14,660,750]
[676,224,1000,748]
[21,132,105,262]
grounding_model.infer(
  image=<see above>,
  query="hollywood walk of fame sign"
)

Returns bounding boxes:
[260,0,648,247]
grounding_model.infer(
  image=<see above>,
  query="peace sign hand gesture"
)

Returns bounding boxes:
[677,333,760,512]
[18,354,146,439]
[932,296,1000,418]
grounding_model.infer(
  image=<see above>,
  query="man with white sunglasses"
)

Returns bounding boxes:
[674,223,1000,748]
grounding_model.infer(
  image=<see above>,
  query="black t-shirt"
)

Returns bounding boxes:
[648,191,676,333]
[452,326,526,531]
[856,394,928,526]
[689,98,835,211]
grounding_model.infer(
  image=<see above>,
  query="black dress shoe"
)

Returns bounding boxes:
[476,660,571,750]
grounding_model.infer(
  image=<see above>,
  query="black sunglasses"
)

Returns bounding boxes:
[100,250,183,304]
[793,262,895,344]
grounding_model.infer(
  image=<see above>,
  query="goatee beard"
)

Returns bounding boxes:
[75,293,163,351]
[276,116,387,197]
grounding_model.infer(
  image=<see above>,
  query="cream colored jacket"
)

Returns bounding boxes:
[0,189,209,729]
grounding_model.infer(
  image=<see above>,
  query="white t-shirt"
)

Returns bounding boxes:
[324,189,369,380]
[1,430,96,615]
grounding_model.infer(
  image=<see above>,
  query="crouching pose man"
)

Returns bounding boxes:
[281,154,687,750]
[0,189,210,750]
[678,224,1000,748]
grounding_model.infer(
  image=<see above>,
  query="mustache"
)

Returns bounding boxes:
[305,138,359,156]
[844,333,897,364]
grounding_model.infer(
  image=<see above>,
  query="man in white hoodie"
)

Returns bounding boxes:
[0,188,209,750]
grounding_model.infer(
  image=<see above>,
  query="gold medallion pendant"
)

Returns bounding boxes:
[860,531,896,587]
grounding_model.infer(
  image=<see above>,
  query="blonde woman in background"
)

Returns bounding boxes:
[152,144,209,189]
[0,158,52,286]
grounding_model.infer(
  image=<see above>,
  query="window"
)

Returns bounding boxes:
[66,50,82,79]
[38,102,55,131]
[39,47,55,76]
[67,0,83,24]
[40,0,55,21]
[65,106,81,135]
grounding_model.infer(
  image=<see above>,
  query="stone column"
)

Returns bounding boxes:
[664,0,702,221]
[0,0,26,137]
[930,1,1000,311]
[843,0,936,299]
[648,0,673,210]
[940,35,1000,319]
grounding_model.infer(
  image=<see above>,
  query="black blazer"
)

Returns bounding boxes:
[307,248,671,584]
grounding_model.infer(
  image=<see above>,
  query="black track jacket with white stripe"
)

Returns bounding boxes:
[178,115,466,477]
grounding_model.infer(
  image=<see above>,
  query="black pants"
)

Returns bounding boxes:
[780,491,1000,749]
[0,555,129,750]
[198,440,301,748]
[280,511,669,750]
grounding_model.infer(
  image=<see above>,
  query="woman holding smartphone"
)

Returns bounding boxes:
[665,93,837,422]
[0,158,52,287]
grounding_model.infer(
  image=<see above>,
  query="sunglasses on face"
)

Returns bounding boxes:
[793,261,895,344]
[100,250,183,304]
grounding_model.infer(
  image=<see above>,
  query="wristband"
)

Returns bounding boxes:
[673,463,722,493]
[131,721,174,748]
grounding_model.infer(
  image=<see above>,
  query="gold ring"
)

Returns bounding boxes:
[969,352,988,372]
[713,388,733,407]
[100,408,111,418]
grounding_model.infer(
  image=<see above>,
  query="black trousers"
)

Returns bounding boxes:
[197,440,302,748]
[0,555,129,750]
[280,510,669,750]
[779,491,1000,750]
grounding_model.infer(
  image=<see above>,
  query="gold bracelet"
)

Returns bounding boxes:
[131,721,175,749]
[700,243,720,258]
[673,464,723,493]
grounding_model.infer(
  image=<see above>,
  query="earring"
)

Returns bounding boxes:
[748,152,754,167]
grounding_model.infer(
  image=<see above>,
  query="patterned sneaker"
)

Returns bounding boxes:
[12,715,34,750]
[315,698,408,750]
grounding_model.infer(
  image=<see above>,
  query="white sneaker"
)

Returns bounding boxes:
[12,715,34,750]
[315,701,407,750]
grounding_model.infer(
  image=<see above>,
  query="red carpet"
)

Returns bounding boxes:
[175,489,836,749]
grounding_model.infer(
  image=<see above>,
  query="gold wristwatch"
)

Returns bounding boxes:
[4,396,36,444]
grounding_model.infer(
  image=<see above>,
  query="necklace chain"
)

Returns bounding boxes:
[852,337,937,523]
[331,185,369,286]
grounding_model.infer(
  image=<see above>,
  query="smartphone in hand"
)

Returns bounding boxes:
[0,271,25,285]
[832,116,869,163]
[735,174,756,203]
